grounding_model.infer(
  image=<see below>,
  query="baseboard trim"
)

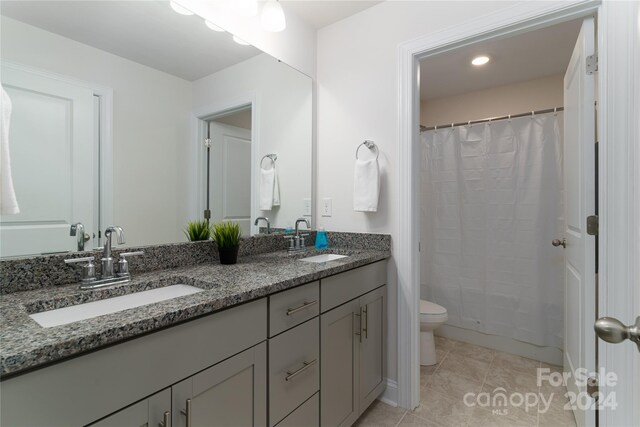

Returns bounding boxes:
[378,379,398,407]
[436,324,563,365]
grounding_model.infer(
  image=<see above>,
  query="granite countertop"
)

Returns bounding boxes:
[0,248,389,378]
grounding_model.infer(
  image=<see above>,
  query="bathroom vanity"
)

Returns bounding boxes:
[0,241,389,427]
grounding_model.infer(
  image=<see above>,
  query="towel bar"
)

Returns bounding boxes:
[260,153,277,169]
[356,140,379,161]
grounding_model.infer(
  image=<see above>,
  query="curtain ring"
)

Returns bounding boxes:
[553,107,557,116]
[467,120,471,127]
[508,114,511,121]
[531,110,535,119]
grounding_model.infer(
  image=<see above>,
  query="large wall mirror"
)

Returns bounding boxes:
[0,1,312,258]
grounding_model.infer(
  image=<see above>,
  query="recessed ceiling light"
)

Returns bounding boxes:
[205,20,225,32]
[472,56,490,66]
[232,35,250,46]
[170,1,193,15]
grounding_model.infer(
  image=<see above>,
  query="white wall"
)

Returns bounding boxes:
[1,17,192,247]
[421,74,564,127]
[192,53,312,231]
[316,0,523,387]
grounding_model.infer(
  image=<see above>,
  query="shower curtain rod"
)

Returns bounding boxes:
[420,106,564,132]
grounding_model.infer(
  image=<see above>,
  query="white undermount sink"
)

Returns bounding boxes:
[29,284,204,328]
[299,254,348,263]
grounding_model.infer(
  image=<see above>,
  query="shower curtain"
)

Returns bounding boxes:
[420,112,564,349]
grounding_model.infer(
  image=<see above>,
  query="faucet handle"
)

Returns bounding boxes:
[284,235,296,249]
[117,251,144,277]
[299,234,309,248]
[64,256,96,284]
[64,256,94,264]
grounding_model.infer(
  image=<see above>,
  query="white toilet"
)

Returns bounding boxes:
[420,300,448,365]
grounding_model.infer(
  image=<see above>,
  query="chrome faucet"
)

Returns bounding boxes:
[285,218,311,254]
[70,223,88,251]
[102,226,125,278]
[64,226,144,289]
[295,218,310,236]
[254,217,271,234]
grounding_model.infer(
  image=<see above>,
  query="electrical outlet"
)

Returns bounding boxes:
[322,198,332,217]
[303,198,312,216]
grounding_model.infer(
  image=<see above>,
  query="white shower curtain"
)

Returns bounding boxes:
[420,112,564,349]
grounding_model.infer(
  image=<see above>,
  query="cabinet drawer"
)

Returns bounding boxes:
[275,393,319,427]
[321,261,386,313]
[269,318,319,426]
[269,281,319,337]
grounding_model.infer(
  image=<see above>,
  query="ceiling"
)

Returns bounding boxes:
[0,1,262,81]
[420,19,582,101]
[1,0,382,82]
[282,0,382,29]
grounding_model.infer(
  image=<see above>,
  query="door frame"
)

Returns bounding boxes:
[397,2,639,424]
[0,60,114,247]
[192,94,260,234]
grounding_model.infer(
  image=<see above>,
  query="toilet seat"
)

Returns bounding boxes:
[420,300,448,323]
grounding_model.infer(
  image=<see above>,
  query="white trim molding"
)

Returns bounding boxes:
[378,379,399,408]
[597,2,640,426]
[396,0,601,411]
[191,94,260,232]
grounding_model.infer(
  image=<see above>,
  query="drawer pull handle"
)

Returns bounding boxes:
[285,359,318,381]
[286,300,318,316]
[158,411,171,427]
[180,399,192,427]
[363,305,368,339]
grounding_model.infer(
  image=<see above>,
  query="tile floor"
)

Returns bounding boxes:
[354,337,578,427]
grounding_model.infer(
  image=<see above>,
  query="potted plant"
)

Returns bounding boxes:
[184,220,212,241]
[211,222,242,264]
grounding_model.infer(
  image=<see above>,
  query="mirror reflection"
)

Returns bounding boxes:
[0,1,312,258]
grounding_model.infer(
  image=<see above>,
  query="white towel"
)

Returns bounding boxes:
[353,158,379,212]
[259,165,280,211]
[0,85,19,215]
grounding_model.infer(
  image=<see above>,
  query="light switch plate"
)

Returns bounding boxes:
[303,198,312,216]
[322,198,332,217]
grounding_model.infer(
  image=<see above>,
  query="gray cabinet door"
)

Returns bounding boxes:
[90,388,171,427]
[358,286,387,413]
[320,299,360,427]
[172,342,267,427]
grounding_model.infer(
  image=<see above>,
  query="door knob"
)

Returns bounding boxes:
[594,316,640,352]
[552,238,566,248]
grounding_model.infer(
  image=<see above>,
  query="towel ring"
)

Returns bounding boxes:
[260,154,277,169]
[356,140,379,161]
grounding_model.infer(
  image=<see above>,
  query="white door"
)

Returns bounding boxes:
[0,64,95,257]
[562,17,596,427]
[208,121,251,236]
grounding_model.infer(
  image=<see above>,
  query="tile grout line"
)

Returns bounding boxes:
[469,349,496,427]
[394,409,408,427]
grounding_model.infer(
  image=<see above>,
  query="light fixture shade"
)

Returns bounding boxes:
[261,0,286,33]
[232,35,250,46]
[205,20,225,32]
[170,1,193,15]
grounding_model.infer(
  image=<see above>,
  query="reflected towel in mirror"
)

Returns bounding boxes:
[354,158,379,212]
[1,85,20,215]
[259,165,280,210]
